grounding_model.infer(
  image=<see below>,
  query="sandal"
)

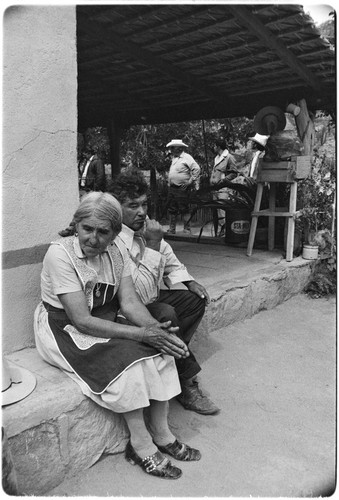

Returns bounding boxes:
[156,439,201,461]
[125,440,182,479]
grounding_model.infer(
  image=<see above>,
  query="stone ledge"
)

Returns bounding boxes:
[3,258,313,495]
[2,348,129,494]
[191,258,313,349]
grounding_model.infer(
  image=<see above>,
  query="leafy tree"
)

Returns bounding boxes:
[78,127,111,163]
[318,11,335,46]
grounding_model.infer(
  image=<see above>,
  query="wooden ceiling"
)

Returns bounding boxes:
[76,4,335,130]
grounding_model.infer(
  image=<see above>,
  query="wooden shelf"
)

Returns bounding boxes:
[251,208,300,217]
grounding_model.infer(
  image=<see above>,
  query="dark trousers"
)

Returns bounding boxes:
[147,289,205,381]
[167,185,193,217]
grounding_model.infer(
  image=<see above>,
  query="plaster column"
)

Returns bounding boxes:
[2,6,79,353]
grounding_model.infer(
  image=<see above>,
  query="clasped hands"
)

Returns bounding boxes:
[141,321,189,360]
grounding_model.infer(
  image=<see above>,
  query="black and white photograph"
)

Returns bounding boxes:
[2,1,336,497]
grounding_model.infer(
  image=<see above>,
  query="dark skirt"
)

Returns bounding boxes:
[43,290,159,394]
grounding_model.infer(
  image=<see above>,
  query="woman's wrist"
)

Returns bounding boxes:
[136,327,146,343]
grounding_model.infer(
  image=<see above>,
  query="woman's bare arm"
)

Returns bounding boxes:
[57,276,189,359]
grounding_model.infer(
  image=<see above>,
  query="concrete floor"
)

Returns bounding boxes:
[47,293,336,498]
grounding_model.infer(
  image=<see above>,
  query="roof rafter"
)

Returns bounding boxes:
[228,5,323,91]
[79,20,232,107]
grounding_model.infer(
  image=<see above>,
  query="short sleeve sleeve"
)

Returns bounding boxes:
[42,244,83,296]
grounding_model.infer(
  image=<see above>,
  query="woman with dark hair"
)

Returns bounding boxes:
[34,192,200,480]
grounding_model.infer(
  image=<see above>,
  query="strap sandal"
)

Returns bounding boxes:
[125,440,182,479]
[156,439,201,461]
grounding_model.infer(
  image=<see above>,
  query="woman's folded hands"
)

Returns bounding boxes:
[141,321,189,359]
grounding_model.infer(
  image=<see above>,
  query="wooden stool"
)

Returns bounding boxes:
[247,157,310,261]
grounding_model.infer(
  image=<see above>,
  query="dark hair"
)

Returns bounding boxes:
[108,167,149,204]
[215,138,227,150]
[59,192,122,237]
[253,142,266,152]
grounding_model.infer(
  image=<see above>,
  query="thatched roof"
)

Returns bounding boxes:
[76,4,335,130]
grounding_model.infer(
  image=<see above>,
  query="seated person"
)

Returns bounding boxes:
[34,191,201,480]
[109,168,220,416]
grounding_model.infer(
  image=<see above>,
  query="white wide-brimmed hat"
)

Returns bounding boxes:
[2,357,36,406]
[166,139,188,148]
[249,133,270,148]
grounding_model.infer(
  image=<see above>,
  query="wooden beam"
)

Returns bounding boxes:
[142,10,307,60]
[77,22,231,107]
[229,5,323,92]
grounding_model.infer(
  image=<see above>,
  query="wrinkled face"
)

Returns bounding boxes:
[76,216,115,258]
[120,194,148,231]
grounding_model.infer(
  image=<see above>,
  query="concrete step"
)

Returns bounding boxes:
[3,246,314,495]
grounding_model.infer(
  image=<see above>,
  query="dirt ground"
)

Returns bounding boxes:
[47,293,336,498]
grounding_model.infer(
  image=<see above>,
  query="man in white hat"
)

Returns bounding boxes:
[165,139,201,234]
[248,133,270,178]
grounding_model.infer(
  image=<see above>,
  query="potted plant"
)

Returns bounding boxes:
[299,206,321,259]
[297,141,336,260]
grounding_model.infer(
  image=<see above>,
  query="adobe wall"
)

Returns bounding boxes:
[2,6,79,353]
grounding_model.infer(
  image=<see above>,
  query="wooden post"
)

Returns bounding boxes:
[201,119,210,177]
[268,183,276,250]
[285,182,298,261]
[295,98,315,156]
[247,182,263,256]
[107,118,123,179]
[149,165,157,219]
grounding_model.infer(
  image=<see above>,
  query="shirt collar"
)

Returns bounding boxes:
[220,149,229,158]
[215,149,229,163]
[119,224,135,252]
[172,151,185,160]
[74,237,85,258]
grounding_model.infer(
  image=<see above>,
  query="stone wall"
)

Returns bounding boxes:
[2,6,79,353]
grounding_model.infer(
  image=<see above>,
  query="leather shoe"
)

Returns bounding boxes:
[125,441,182,479]
[177,380,220,415]
[156,439,201,461]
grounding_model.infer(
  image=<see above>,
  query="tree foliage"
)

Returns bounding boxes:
[119,117,253,178]
[77,127,111,163]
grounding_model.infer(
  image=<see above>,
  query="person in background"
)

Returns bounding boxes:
[248,133,270,178]
[109,168,220,416]
[79,149,106,193]
[34,192,201,480]
[165,139,201,234]
[209,138,240,233]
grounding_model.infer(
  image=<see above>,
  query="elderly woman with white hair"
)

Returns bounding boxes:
[34,192,201,480]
